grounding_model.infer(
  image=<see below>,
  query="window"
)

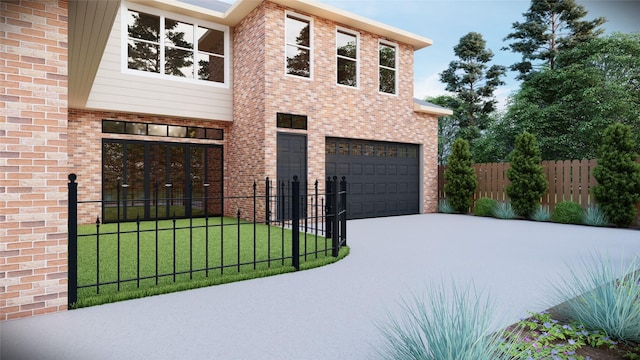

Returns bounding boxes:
[102,120,224,140]
[277,113,307,130]
[126,6,228,84]
[379,42,397,94]
[285,13,312,78]
[336,29,358,87]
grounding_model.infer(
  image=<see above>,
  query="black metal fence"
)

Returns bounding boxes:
[67,174,347,307]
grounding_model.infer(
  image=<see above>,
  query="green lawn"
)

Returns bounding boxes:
[75,217,348,308]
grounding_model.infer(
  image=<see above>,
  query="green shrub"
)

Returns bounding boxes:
[493,202,516,219]
[550,255,640,343]
[531,205,551,222]
[376,281,515,360]
[583,205,609,227]
[444,139,477,214]
[505,133,548,218]
[438,199,454,214]
[474,197,497,217]
[551,201,583,224]
[592,123,640,227]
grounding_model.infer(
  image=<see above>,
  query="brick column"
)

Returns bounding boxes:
[1,0,69,320]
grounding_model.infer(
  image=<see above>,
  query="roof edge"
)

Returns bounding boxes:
[413,99,454,116]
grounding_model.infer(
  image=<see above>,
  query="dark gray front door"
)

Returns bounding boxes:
[326,138,420,219]
[277,133,307,219]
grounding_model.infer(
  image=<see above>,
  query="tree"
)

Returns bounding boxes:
[439,32,506,150]
[592,123,640,227]
[503,0,605,80]
[502,33,640,160]
[426,95,460,164]
[444,139,477,213]
[506,132,547,218]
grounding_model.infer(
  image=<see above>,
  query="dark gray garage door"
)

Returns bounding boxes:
[325,138,420,219]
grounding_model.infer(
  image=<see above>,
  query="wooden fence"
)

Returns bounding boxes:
[438,159,640,215]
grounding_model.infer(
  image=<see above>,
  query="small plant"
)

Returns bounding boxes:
[583,205,609,227]
[494,201,517,219]
[551,255,640,344]
[444,139,478,214]
[505,311,618,359]
[474,197,497,217]
[531,205,551,222]
[438,198,455,214]
[376,281,515,360]
[551,201,583,224]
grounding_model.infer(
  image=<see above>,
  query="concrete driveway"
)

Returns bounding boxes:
[2,214,640,360]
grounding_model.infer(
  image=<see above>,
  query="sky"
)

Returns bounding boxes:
[217,0,640,109]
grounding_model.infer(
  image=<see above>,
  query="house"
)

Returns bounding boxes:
[0,0,451,320]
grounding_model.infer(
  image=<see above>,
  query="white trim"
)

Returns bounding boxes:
[121,1,231,88]
[335,26,359,89]
[284,10,314,81]
[378,39,398,96]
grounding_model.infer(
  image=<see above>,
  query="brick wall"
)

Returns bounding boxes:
[253,2,438,213]
[0,0,69,320]
[67,109,231,224]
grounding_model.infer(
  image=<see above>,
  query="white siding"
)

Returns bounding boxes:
[86,7,233,121]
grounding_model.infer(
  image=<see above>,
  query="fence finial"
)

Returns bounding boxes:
[69,173,77,182]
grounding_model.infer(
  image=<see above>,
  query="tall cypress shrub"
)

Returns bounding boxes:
[592,123,640,227]
[506,132,548,218]
[444,139,477,213]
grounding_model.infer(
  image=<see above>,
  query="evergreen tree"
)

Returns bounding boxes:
[506,132,547,218]
[592,123,640,227]
[444,139,477,213]
[439,32,506,148]
[503,0,605,80]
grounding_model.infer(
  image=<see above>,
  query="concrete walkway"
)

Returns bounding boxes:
[2,214,640,360]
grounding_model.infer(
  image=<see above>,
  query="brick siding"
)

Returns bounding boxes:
[234,2,439,214]
[0,0,69,321]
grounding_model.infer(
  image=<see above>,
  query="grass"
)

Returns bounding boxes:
[531,205,551,222]
[583,205,609,227]
[438,198,455,213]
[494,201,517,219]
[550,255,640,344]
[75,217,349,308]
[376,281,516,360]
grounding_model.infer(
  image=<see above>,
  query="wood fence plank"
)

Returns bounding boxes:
[580,159,589,207]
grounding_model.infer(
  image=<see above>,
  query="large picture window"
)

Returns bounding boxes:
[379,42,397,94]
[285,13,312,78]
[126,7,227,84]
[337,29,358,87]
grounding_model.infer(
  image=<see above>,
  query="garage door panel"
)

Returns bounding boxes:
[338,163,349,175]
[364,164,375,175]
[350,182,363,195]
[364,183,375,194]
[326,138,419,219]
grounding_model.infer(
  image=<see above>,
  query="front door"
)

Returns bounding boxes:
[276,133,307,220]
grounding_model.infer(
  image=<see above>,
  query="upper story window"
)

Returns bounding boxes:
[379,41,397,94]
[125,5,228,85]
[285,12,312,78]
[336,29,358,87]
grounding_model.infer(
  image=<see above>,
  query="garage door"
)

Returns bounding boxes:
[325,138,420,219]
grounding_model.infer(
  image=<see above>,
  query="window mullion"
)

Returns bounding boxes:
[160,15,166,75]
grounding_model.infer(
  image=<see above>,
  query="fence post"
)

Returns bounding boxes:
[265,177,271,224]
[340,176,347,247]
[331,176,339,257]
[326,177,333,239]
[67,174,78,307]
[291,176,300,271]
